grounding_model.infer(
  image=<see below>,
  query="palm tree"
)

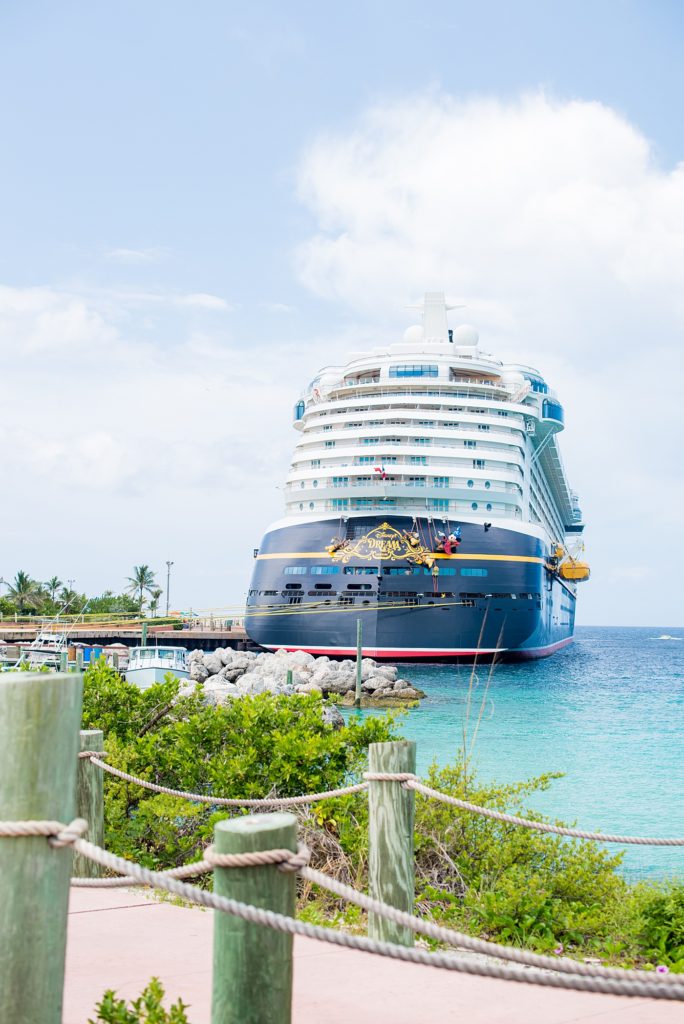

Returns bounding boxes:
[8,571,43,614]
[45,576,63,602]
[148,586,164,618]
[126,565,157,615]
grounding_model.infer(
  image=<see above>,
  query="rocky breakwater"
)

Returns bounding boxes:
[184,648,425,708]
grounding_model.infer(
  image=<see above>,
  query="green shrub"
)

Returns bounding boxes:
[82,660,398,870]
[90,978,190,1023]
[638,885,684,970]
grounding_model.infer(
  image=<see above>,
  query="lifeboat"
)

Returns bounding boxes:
[559,560,591,582]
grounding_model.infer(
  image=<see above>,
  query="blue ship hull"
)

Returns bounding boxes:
[245,515,576,661]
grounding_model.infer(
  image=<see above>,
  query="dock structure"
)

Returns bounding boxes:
[0,623,255,653]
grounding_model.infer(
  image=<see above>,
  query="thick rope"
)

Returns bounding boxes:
[66,836,684,1000]
[366,773,684,846]
[205,843,310,873]
[4,820,684,997]
[85,755,368,806]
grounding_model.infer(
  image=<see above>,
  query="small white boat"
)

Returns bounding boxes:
[17,631,68,668]
[125,646,189,689]
[653,635,682,641]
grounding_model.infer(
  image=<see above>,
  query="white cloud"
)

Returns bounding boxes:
[174,292,234,311]
[295,91,684,625]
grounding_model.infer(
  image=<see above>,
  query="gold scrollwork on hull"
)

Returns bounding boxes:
[326,522,435,565]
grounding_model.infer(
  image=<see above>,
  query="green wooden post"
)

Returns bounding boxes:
[367,740,416,946]
[59,650,68,672]
[212,813,296,1024]
[75,648,84,672]
[286,669,293,687]
[355,618,362,707]
[112,651,119,670]
[0,672,83,1023]
[73,729,104,878]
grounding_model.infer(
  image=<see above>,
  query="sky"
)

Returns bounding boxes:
[1,0,683,625]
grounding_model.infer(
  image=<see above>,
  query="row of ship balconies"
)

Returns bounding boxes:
[285,497,524,518]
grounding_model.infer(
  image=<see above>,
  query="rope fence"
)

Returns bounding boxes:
[3,674,684,1024]
[81,752,684,846]
[2,818,684,1001]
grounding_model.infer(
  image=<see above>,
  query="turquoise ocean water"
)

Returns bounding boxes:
[355,627,684,879]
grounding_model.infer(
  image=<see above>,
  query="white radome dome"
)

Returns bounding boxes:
[452,324,479,347]
[403,325,424,345]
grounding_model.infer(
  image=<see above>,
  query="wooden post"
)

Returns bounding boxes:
[355,617,362,707]
[0,672,83,1023]
[286,669,293,687]
[75,648,84,671]
[73,730,104,878]
[212,813,296,1024]
[112,651,119,670]
[368,740,416,946]
[141,622,148,646]
[59,650,68,672]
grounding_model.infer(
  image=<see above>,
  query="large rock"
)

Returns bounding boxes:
[189,661,209,683]
[322,704,345,729]
[236,672,266,696]
[203,653,223,676]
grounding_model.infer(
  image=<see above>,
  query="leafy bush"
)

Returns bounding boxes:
[90,978,190,1023]
[638,885,684,970]
[82,660,398,870]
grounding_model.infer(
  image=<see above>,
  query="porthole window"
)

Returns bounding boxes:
[300,481,305,488]
[486,503,492,511]
[299,503,303,511]
[313,480,318,487]
[471,502,478,510]
[467,480,474,488]
[309,502,315,510]
[485,481,491,489]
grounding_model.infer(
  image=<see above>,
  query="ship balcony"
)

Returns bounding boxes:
[286,480,522,502]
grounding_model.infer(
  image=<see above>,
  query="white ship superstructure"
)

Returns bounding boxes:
[285,293,583,547]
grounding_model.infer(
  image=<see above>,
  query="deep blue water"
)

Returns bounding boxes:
[355,627,684,879]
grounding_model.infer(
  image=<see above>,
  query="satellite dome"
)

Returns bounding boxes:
[501,370,525,389]
[403,325,424,345]
[452,324,479,347]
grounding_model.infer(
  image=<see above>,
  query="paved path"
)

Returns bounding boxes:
[65,888,681,1024]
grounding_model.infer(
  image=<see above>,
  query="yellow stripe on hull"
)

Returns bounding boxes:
[256,551,545,565]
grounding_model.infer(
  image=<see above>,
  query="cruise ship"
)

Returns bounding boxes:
[245,293,589,660]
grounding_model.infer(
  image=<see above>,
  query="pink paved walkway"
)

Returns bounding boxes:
[64,888,681,1024]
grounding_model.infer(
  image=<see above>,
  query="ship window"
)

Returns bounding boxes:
[338,596,354,606]
[467,480,474,488]
[313,480,318,487]
[332,477,349,487]
[464,440,476,448]
[414,437,431,445]
[344,566,378,574]
[497,410,508,417]
[408,477,426,486]
[283,567,307,575]
[309,502,315,509]
[311,459,320,467]
[311,566,340,575]
[473,459,485,469]
[294,400,305,421]
[428,499,449,510]
[260,590,278,596]
[324,441,335,448]
[357,456,375,464]
[284,583,302,590]
[430,566,457,575]
[332,499,348,510]
[346,583,372,590]
[300,481,305,488]
[486,503,492,511]
[471,502,478,509]
[485,481,491,489]
[403,597,420,606]
[434,476,449,487]
[362,438,376,444]
[384,567,422,575]
[309,590,336,596]
[461,568,488,577]
[323,424,332,431]
[389,364,439,377]
[288,596,302,605]
[409,456,427,465]
[478,424,490,431]
[299,503,304,510]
